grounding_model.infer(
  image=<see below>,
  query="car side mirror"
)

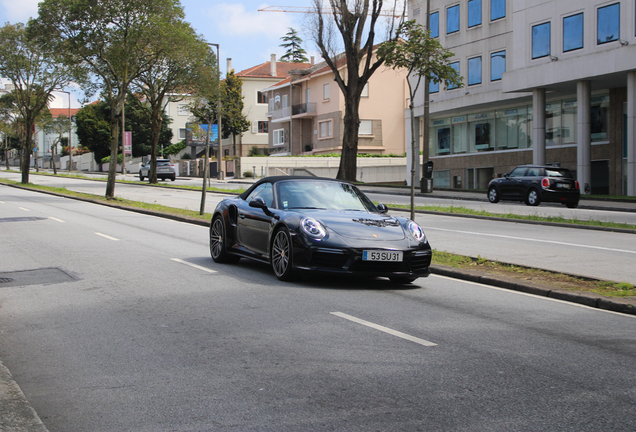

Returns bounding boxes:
[249,197,267,209]
[504,173,510,178]
[377,203,388,214]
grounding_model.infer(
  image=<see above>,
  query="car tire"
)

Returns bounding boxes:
[170,176,176,181]
[210,215,240,264]
[525,189,541,206]
[271,227,295,281]
[139,172,145,181]
[389,276,418,284]
[487,186,500,203]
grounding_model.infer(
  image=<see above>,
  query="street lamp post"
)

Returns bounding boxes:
[56,90,72,172]
[200,42,221,215]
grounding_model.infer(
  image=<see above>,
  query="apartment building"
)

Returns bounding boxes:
[236,56,313,156]
[264,51,409,156]
[411,0,636,195]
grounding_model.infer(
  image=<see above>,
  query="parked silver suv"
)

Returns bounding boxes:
[139,158,176,181]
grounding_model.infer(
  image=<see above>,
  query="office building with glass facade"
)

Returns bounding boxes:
[409,0,636,195]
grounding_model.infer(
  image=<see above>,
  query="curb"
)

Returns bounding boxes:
[0,360,48,432]
[430,264,636,316]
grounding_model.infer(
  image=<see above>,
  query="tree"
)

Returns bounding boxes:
[0,93,19,170]
[130,19,214,183]
[30,0,186,198]
[123,93,173,158]
[310,0,404,181]
[0,23,74,183]
[221,71,250,158]
[74,102,111,170]
[279,28,309,63]
[378,20,463,219]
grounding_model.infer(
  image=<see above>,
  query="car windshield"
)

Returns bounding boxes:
[276,180,377,212]
[546,168,573,178]
[157,160,171,166]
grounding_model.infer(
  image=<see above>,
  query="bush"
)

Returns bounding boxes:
[101,154,123,164]
[243,171,254,178]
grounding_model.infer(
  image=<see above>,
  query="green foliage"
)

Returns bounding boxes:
[163,140,186,156]
[242,171,254,178]
[279,28,309,63]
[222,71,250,139]
[75,102,111,164]
[124,94,173,156]
[101,153,123,164]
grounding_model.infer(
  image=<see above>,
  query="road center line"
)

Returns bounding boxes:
[330,312,437,347]
[428,227,636,255]
[95,232,119,241]
[49,217,65,223]
[18,207,30,211]
[171,258,217,273]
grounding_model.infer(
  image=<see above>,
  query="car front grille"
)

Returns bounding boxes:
[311,249,350,269]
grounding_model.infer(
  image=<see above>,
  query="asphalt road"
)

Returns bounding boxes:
[2,171,634,284]
[1,185,636,431]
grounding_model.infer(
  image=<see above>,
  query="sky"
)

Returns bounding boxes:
[0,0,324,107]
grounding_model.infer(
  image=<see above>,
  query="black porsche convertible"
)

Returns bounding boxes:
[209,176,432,283]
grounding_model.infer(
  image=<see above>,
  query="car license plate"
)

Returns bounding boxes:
[556,183,570,189]
[362,251,403,262]
[158,168,168,172]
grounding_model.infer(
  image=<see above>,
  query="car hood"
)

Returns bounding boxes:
[311,211,406,241]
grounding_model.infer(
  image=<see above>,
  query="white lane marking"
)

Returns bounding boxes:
[431,274,636,320]
[0,200,5,203]
[18,207,30,211]
[95,232,119,241]
[49,217,65,223]
[330,312,437,347]
[171,258,217,274]
[428,227,636,255]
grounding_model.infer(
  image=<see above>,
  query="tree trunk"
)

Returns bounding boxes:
[20,129,32,184]
[105,114,119,198]
[336,91,361,182]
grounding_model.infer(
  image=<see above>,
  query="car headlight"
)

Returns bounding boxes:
[407,221,427,242]
[301,217,327,240]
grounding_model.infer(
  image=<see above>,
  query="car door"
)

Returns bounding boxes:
[500,167,527,199]
[236,182,275,257]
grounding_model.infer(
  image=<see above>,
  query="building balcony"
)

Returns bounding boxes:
[292,102,317,117]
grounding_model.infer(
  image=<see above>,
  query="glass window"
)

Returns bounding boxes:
[562,99,577,145]
[532,22,551,59]
[452,118,467,154]
[257,91,268,104]
[591,95,609,141]
[430,11,439,38]
[323,83,330,100]
[437,127,451,154]
[273,129,285,145]
[468,0,482,27]
[178,128,187,140]
[359,120,373,135]
[495,108,529,150]
[468,56,482,86]
[258,121,268,133]
[247,183,274,207]
[491,0,505,21]
[447,62,460,89]
[429,119,451,156]
[545,102,561,146]
[319,120,333,138]
[563,13,584,52]
[447,4,460,34]
[429,77,439,93]
[490,50,506,81]
[598,3,619,44]
[468,114,494,152]
[361,82,369,97]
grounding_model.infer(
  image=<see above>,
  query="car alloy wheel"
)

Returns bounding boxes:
[271,227,294,281]
[525,189,541,206]
[210,216,239,263]
[488,186,499,203]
